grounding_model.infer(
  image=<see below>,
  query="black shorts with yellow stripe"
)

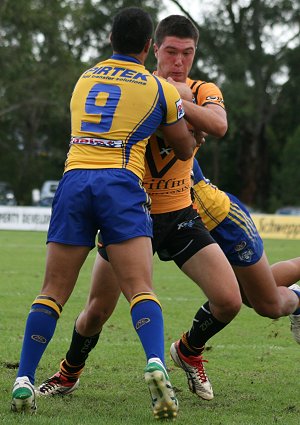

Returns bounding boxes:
[97,205,215,268]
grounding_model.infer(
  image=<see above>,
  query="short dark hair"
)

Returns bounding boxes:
[155,15,199,47]
[111,7,153,54]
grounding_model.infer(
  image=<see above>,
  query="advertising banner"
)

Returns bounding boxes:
[0,206,51,231]
[252,214,300,240]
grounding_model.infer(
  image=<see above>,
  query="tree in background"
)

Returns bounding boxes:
[170,0,300,211]
[268,44,300,210]
[0,0,161,204]
[1,0,299,209]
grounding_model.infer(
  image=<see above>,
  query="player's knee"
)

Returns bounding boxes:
[212,295,242,322]
[226,296,242,318]
[252,301,282,319]
[85,306,111,329]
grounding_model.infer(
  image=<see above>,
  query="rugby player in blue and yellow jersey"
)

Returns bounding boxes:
[11,8,196,419]
[191,157,300,332]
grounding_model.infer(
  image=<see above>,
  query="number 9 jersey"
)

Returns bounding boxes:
[65,54,184,180]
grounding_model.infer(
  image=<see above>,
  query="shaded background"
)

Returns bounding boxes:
[1,0,299,211]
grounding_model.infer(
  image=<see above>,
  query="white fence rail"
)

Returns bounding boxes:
[0,206,51,231]
[1,207,300,239]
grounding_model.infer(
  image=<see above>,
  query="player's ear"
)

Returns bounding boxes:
[144,38,152,54]
[153,43,159,58]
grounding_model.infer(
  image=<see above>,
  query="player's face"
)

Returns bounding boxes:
[154,36,196,82]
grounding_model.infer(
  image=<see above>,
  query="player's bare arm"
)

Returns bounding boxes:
[166,77,227,138]
[161,118,196,161]
[183,101,227,138]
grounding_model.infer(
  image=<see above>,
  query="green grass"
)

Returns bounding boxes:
[1,231,300,424]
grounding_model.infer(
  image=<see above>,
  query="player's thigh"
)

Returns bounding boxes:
[42,242,90,305]
[158,206,215,267]
[106,236,153,301]
[233,251,280,306]
[86,253,121,310]
[181,243,240,304]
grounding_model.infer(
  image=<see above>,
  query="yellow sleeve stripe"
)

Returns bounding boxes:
[130,292,162,312]
[32,295,62,317]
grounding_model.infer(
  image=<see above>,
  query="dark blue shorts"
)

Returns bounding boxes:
[98,205,216,268]
[210,194,264,266]
[47,169,152,248]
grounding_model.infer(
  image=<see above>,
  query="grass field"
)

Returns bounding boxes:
[1,230,300,424]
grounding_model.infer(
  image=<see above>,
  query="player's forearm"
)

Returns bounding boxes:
[183,100,228,138]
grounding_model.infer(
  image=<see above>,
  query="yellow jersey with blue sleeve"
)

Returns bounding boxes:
[65,54,184,180]
[143,77,225,214]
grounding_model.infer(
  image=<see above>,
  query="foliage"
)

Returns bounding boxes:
[269,125,300,210]
[0,0,161,204]
[0,0,300,209]
[172,0,300,211]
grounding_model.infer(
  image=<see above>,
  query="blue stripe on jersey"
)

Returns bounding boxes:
[110,54,141,64]
[153,76,167,122]
[124,89,160,166]
[193,158,205,183]
[123,74,176,167]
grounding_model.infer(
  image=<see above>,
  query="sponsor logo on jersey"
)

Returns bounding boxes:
[83,66,149,83]
[206,95,224,104]
[176,98,185,120]
[71,136,124,148]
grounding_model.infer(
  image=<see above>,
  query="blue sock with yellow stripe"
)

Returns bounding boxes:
[17,295,62,384]
[130,292,165,365]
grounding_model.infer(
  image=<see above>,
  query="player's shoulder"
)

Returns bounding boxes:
[186,77,219,92]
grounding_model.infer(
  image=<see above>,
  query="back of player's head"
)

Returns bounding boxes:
[111,7,153,55]
[155,15,199,47]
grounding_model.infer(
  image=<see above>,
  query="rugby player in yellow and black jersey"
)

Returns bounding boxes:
[11,9,197,419]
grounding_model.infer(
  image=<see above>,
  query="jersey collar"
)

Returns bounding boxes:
[111,54,142,64]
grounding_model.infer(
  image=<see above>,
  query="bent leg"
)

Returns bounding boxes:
[233,251,299,318]
[179,243,241,351]
[271,257,300,287]
[76,253,121,336]
[181,243,242,323]
[65,253,121,367]
[170,244,241,401]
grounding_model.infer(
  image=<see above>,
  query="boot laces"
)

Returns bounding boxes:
[188,355,208,383]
